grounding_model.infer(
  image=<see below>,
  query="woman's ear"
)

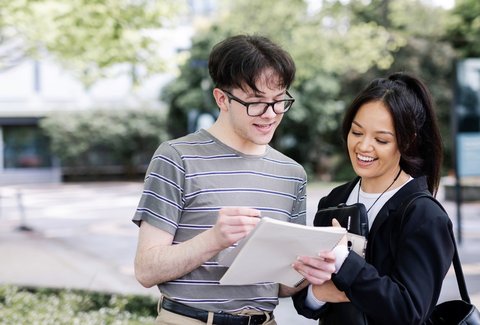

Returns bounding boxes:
[213,88,229,112]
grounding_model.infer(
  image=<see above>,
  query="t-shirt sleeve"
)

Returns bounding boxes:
[291,173,307,225]
[132,142,185,235]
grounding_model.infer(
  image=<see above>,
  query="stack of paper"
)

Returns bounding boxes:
[218,217,346,287]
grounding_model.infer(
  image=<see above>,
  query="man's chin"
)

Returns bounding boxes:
[253,134,275,146]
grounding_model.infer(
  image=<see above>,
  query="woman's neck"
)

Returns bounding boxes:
[360,169,408,193]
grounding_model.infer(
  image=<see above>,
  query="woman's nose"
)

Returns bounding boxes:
[357,137,373,151]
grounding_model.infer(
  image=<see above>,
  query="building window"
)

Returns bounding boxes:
[3,125,52,168]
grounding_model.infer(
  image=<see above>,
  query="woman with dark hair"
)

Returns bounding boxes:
[292,72,455,324]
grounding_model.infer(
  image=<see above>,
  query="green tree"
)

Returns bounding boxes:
[0,0,186,86]
[161,31,219,138]
[444,0,480,58]
[162,0,402,177]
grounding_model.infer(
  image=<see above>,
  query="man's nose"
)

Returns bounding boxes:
[260,104,277,118]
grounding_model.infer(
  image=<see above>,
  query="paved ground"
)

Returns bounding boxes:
[0,181,479,324]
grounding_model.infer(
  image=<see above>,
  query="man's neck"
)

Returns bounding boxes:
[206,123,267,156]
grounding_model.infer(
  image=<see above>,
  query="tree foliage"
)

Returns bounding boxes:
[444,0,480,58]
[2,0,471,180]
[163,0,405,177]
[0,0,186,86]
[163,0,462,179]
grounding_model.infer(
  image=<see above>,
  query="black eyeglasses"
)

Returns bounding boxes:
[221,89,295,117]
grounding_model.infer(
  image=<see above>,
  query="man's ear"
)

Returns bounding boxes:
[213,88,229,112]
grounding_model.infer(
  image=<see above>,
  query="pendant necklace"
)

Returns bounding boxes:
[357,168,402,213]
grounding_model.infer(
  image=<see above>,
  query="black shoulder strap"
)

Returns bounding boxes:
[389,191,430,257]
[391,192,470,303]
[395,192,433,231]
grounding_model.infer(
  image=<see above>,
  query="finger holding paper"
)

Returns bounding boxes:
[293,250,336,285]
[219,218,345,287]
[293,218,348,285]
[212,207,261,249]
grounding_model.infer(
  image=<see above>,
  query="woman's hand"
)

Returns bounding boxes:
[292,218,349,285]
[292,250,336,285]
[312,280,350,303]
[332,218,348,247]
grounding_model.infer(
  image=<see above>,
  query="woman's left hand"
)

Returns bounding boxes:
[292,251,336,285]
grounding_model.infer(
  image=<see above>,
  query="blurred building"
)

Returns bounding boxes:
[0,1,216,185]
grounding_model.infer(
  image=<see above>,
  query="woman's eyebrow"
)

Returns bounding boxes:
[376,130,395,136]
[352,120,363,128]
[352,120,395,136]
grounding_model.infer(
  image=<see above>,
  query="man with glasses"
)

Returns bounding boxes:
[133,34,337,325]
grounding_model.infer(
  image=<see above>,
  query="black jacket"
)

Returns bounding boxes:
[293,176,455,325]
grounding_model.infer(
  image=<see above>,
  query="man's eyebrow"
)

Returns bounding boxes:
[247,90,285,100]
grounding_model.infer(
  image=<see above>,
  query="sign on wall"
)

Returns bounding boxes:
[454,59,480,177]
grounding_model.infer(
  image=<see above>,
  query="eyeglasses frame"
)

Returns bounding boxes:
[221,89,295,117]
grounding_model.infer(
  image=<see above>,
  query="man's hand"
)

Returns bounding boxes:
[135,206,261,287]
[279,281,309,297]
[210,207,261,250]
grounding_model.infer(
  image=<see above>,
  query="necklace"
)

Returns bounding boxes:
[357,168,402,213]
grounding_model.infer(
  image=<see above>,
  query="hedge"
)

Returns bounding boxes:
[0,285,157,324]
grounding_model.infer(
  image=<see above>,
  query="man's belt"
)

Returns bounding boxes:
[161,297,272,325]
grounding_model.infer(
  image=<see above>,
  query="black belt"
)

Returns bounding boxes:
[161,297,272,325]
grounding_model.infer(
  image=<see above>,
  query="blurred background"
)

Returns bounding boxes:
[1,0,478,185]
[1,0,480,323]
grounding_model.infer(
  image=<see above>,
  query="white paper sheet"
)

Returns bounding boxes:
[218,217,346,287]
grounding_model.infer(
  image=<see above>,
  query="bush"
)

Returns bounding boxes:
[39,108,169,180]
[0,285,157,324]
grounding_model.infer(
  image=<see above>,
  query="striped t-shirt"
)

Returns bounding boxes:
[133,129,307,313]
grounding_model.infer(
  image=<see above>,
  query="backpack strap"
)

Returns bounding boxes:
[389,191,431,258]
[395,192,434,229]
[390,192,470,302]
